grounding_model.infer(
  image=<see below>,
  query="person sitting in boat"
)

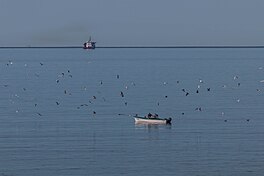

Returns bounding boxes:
[147,113,159,119]
[153,113,159,118]
[147,113,152,118]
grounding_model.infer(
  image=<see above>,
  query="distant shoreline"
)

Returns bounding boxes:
[1,46,264,49]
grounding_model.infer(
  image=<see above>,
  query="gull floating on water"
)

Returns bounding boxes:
[37,112,43,116]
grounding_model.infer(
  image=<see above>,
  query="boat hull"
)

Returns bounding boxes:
[83,47,95,49]
[134,117,171,124]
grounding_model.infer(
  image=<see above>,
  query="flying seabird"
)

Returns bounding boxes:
[120,91,124,97]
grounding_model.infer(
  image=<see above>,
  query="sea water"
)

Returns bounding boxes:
[0,48,264,175]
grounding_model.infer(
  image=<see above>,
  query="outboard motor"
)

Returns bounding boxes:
[166,117,172,124]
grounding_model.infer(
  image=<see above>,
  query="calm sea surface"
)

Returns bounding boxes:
[0,48,264,176]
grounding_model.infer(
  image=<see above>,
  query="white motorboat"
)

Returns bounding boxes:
[134,115,172,124]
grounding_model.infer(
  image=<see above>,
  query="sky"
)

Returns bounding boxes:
[0,0,264,46]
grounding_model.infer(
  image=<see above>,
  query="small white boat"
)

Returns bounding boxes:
[134,115,172,124]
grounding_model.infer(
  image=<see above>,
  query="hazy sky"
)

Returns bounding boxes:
[1,0,264,46]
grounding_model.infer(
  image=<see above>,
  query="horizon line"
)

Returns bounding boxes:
[1,45,264,49]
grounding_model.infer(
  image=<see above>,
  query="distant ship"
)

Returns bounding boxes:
[83,36,96,49]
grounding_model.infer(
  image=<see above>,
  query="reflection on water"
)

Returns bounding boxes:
[135,123,172,131]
